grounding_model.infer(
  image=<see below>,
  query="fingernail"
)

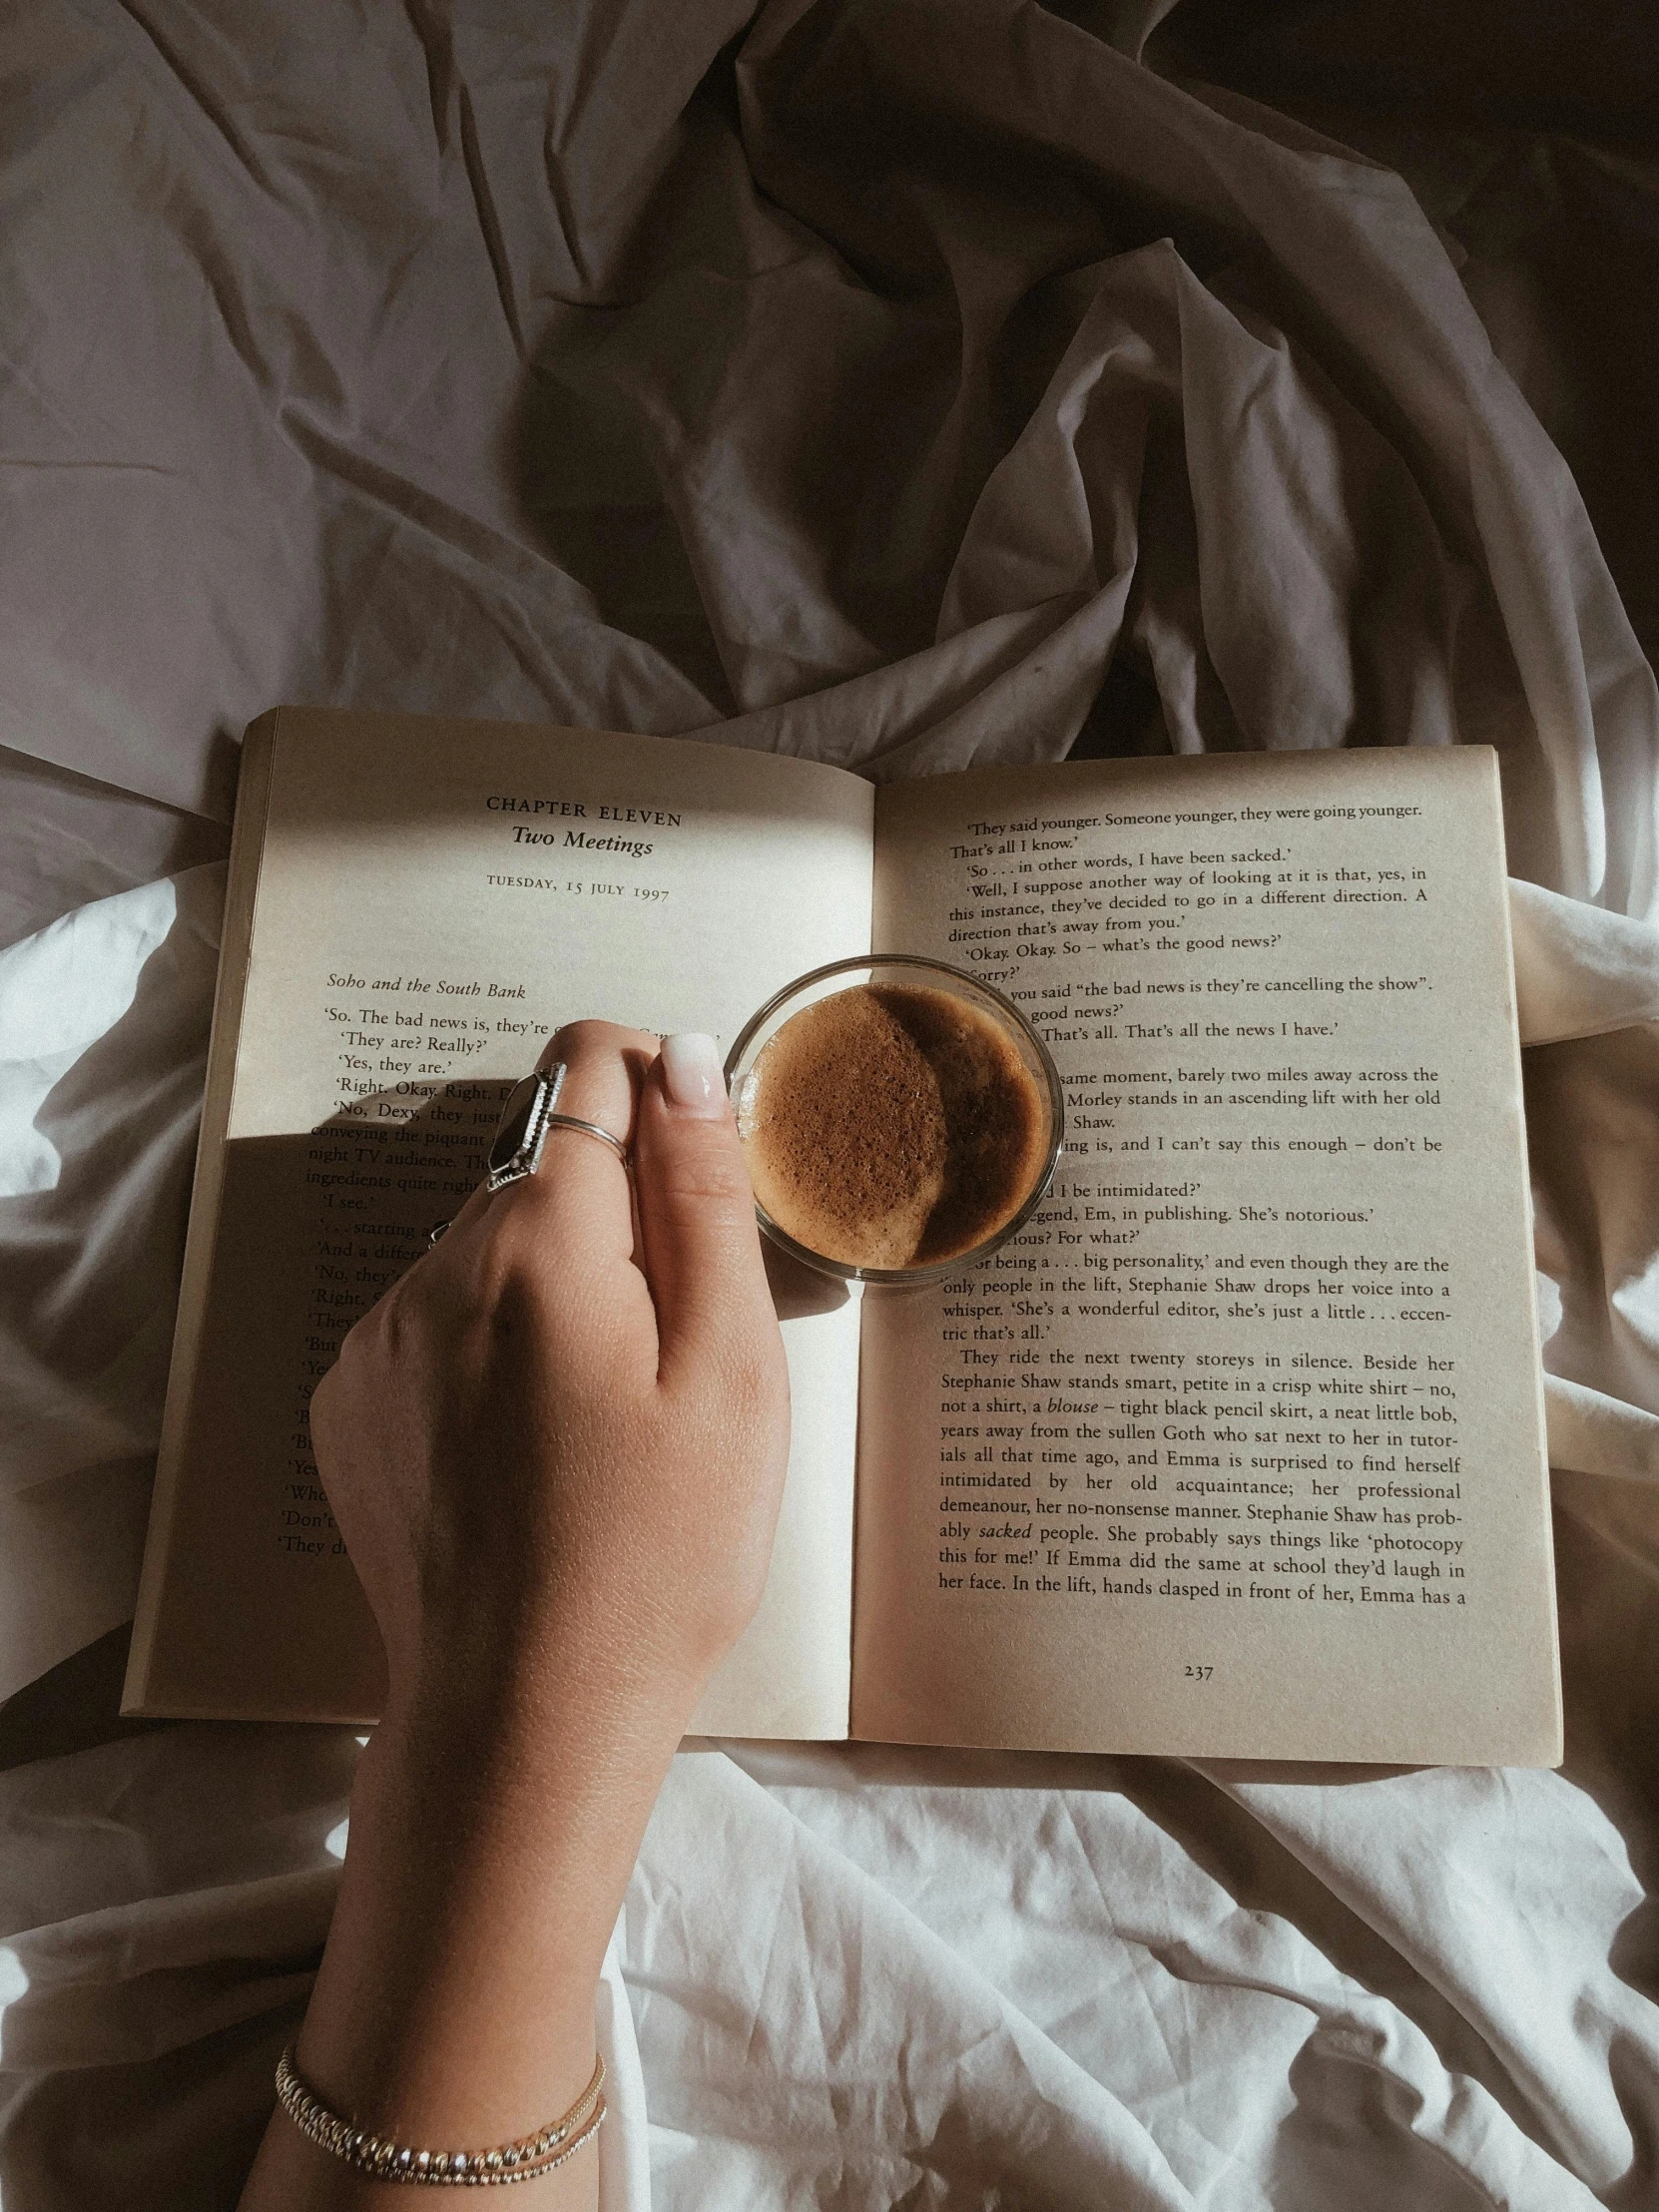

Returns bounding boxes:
[660,1033,728,1116]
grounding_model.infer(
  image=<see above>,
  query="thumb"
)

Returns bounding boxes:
[631,1033,780,1386]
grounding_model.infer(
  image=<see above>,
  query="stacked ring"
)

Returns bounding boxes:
[427,1064,628,1247]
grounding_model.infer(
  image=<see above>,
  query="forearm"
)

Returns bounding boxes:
[240,1025,789,2207]
[240,1670,686,2210]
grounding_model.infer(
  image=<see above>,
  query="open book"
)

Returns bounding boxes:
[124,709,1561,1765]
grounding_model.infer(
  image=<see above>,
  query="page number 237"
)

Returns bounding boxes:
[1184,1664,1215,1681]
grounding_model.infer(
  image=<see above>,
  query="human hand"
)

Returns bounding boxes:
[241,1023,788,2208]
[309,1019,791,1741]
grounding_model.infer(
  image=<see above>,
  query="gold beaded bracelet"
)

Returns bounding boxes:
[275,2045,606,2186]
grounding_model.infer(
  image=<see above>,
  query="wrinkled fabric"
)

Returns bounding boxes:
[0,868,220,1697]
[0,1726,649,2212]
[2,2,1658,2207]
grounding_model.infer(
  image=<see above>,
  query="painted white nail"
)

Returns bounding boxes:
[660,1032,727,1116]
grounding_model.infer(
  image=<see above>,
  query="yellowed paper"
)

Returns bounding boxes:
[852,748,1559,1765]
[126,709,872,1734]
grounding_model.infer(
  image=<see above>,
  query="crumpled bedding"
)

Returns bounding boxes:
[2,3,1658,2205]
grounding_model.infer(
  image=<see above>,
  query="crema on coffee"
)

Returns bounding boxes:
[734,982,1049,1271]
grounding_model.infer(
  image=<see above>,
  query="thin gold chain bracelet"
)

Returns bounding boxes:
[275,2045,606,2186]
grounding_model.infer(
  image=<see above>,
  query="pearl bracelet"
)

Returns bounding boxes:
[275,2045,606,2186]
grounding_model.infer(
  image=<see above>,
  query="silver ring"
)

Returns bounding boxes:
[486,1065,628,1192]
[541,1111,630,1166]
[425,1071,627,1252]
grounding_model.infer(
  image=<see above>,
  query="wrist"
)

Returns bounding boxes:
[291,1706,620,2157]
[353,1688,657,1966]
[376,1573,725,1848]
[354,1651,682,1969]
[289,1590,711,2152]
[380,1624,698,1827]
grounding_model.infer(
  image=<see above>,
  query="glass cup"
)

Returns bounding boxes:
[724,954,1065,1285]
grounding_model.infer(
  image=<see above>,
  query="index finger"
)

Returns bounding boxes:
[440,1019,657,1268]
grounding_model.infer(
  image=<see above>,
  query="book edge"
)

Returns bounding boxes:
[1483,746,1566,1767]
[122,710,282,1717]
[264,702,878,805]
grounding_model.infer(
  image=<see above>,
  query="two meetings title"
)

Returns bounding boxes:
[485,792,683,861]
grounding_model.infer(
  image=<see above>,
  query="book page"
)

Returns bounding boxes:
[852,748,1559,1765]
[127,709,873,1734]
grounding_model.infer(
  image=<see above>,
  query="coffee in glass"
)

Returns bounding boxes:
[725,956,1063,1283]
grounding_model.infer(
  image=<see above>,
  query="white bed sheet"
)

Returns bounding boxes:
[2,2,1658,2205]
[3,865,1655,2208]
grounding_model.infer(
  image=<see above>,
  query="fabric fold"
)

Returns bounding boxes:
[3,3,1658,2207]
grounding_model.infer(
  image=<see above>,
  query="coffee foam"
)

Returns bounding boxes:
[737,982,1048,1270]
